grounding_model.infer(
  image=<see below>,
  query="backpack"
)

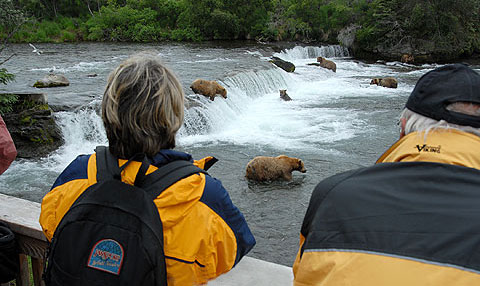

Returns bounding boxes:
[44,146,206,286]
[0,221,19,283]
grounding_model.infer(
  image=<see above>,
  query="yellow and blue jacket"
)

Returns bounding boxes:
[294,130,480,286]
[40,149,255,285]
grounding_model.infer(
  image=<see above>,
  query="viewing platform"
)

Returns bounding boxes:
[0,193,293,285]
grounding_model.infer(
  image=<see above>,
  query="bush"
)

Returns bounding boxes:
[86,5,161,41]
[61,30,76,42]
[0,94,19,115]
[170,28,203,41]
[204,9,240,39]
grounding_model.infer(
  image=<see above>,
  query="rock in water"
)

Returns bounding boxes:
[269,57,295,73]
[33,74,70,88]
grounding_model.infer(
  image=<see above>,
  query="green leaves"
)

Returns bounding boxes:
[0,94,18,115]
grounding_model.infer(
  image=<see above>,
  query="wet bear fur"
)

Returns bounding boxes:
[280,89,292,101]
[245,155,306,181]
[370,77,398,88]
[316,57,337,72]
[190,79,227,101]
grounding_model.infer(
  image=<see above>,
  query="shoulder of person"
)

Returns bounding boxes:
[50,154,91,190]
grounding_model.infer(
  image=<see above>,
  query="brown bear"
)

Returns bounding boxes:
[370,77,398,88]
[245,155,306,181]
[280,89,292,101]
[316,57,337,72]
[190,79,227,101]
[401,54,414,64]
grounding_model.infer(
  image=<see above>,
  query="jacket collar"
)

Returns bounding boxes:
[376,129,480,170]
[150,149,193,167]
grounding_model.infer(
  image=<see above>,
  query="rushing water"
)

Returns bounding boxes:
[1,42,477,267]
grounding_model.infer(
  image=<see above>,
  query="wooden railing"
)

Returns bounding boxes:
[0,193,47,286]
[0,193,293,286]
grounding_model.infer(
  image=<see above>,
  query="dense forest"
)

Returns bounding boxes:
[1,0,480,63]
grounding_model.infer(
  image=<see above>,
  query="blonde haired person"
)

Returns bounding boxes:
[40,52,255,285]
[294,64,480,286]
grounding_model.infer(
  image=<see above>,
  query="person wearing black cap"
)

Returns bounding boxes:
[293,63,480,286]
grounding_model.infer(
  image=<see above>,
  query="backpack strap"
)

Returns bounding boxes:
[140,160,208,200]
[95,146,208,200]
[95,146,150,185]
[95,146,122,181]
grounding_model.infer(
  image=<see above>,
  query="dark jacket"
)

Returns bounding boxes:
[294,130,480,285]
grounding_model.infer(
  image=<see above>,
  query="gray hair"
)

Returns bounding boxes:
[102,51,184,158]
[400,103,480,137]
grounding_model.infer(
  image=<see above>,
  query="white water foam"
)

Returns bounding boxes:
[273,45,350,62]
[30,59,116,73]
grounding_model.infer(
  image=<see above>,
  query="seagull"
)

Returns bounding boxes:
[29,43,42,55]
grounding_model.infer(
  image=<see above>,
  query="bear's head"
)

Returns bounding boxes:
[280,90,287,96]
[218,86,227,99]
[296,159,306,173]
[277,155,306,173]
[316,57,324,63]
[370,78,380,85]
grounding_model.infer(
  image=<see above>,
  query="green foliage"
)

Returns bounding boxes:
[0,68,15,85]
[355,0,480,58]
[170,28,203,41]
[0,94,19,115]
[204,9,240,39]
[86,5,162,41]
[2,0,479,60]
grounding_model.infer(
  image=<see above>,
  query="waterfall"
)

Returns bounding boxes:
[273,45,350,62]
[180,68,294,137]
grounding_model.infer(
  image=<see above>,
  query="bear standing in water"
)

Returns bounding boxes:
[280,90,292,101]
[245,155,306,181]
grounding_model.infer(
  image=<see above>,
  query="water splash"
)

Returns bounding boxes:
[180,68,293,137]
[274,45,350,61]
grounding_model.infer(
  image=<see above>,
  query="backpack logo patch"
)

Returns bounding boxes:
[87,239,124,275]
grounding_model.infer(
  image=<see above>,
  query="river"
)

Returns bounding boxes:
[1,42,477,267]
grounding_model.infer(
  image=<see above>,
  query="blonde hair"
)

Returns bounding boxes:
[400,104,480,137]
[102,51,184,158]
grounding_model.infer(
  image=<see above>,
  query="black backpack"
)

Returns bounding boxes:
[0,221,19,283]
[44,146,206,286]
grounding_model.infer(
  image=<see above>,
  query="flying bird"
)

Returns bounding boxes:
[29,43,42,55]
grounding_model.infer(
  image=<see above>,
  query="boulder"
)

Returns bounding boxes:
[2,93,63,158]
[337,24,361,50]
[269,57,295,73]
[33,74,70,88]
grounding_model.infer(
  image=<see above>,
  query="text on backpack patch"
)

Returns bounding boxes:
[87,239,124,275]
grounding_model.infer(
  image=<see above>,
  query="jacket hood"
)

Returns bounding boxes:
[151,149,193,166]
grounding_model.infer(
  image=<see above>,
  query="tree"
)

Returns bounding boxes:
[0,0,25,85]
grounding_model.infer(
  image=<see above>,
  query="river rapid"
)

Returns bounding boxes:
[1,42,477,267]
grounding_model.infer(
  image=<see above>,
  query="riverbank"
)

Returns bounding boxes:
[2,0,479,64]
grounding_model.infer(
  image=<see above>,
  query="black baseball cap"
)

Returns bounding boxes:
[406,63,480,127]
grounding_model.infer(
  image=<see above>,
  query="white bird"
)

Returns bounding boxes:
[29,43,42,55]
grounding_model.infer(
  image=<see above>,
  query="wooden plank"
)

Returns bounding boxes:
[16,233,48,259]
[31,257,45,286]
[16,254,30,286]
[0,193,46,241]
